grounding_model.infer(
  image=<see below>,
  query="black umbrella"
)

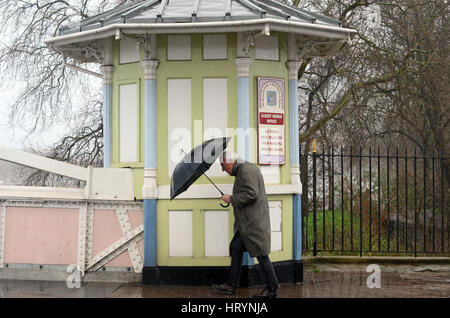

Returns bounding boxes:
[170,137,231,207]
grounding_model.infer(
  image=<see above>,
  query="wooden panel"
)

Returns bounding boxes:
[255,35,279,61]
[167,35,191,60]
[271,232,282,252]
[260,165,281,184]
[169,211,193,257]
[269,201,282,232]
[203,34,227,60]
[204,210,229,257]
[120,38,140,64]
[203,78,228,177]
[119,83,138,162]
[168,79,192,176]
[269,201,282,251]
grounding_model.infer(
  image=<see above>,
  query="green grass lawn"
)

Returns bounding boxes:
[303,209,448,256]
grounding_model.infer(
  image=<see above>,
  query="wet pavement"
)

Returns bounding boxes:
[0,263,449,298]
[0,279,122,298]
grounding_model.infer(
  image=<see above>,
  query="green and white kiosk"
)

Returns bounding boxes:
[46,0,355,285]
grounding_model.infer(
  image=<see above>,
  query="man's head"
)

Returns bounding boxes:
[220,151,237,175]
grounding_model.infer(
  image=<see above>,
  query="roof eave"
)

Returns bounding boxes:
[45,18,356,48]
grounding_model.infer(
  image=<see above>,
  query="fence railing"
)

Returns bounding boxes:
[302,146,449,256]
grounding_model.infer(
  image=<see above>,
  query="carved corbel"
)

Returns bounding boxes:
[296,40,315,60]
[122,33,156,60]
[82,42,104,64]
[136,34,156,60]
[296,39,349,59]
[237,32,256,57]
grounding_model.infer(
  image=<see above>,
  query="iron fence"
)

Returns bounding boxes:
[302,146,449,256]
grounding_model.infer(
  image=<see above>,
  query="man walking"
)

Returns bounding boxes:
[212,151,279,298]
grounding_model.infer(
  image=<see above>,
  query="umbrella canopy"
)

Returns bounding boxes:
[170,137,231,200]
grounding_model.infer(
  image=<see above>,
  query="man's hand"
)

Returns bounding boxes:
[221,194,231,204]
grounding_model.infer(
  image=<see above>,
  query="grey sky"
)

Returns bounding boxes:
[0,87,68,150]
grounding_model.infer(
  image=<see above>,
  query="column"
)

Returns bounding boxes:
[287,61,302,186]
[235,57,252,162]
[142,59,159,269]
[287,60,302,273]
[235,49,253,266]
[101,65,113,168]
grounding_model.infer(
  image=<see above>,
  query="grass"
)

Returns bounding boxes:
[303,209,449,257]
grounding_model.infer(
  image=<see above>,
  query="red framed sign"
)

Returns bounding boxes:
[257,76,286,165]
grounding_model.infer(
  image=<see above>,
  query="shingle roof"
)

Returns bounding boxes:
[59,0,341,36]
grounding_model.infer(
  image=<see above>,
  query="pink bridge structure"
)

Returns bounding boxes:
[0,147,143,282]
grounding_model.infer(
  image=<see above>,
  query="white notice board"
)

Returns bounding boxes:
[257,77,286,165]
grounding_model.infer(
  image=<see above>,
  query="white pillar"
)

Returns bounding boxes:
[101,65,113,168]
[141,58,159,268]
[287,34,302,265]
[286,61,302,186]
[235,32,254,266]
[141,59,159,200]
[235,57,252,162]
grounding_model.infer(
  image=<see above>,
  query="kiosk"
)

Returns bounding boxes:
[45,0,355,285]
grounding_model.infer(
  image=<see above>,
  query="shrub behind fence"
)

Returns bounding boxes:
[302,147,449,257]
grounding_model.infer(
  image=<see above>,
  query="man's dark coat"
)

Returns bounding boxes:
[230,162,271,257]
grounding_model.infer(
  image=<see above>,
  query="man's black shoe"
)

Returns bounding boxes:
[212,283,236,295]
[252,288,277,298]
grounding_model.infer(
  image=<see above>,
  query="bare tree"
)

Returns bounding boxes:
[22,96,104,187]
[296,0,449,216]
[0,0,132,185]
[1,0,447,190]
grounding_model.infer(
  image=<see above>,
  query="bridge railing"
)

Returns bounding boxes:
[0,147,143,280]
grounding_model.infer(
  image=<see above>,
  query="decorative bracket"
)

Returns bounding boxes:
[137,34,156,60]
[82,42,104,64]
[122,33,156,60]
[296,39,348,59]
[136,36,152,59]
[243,32,255,55]
[296,40,315,60]
[238,32,255,57]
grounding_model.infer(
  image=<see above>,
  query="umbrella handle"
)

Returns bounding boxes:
[200,170,230,208]
[220,202,230,208]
